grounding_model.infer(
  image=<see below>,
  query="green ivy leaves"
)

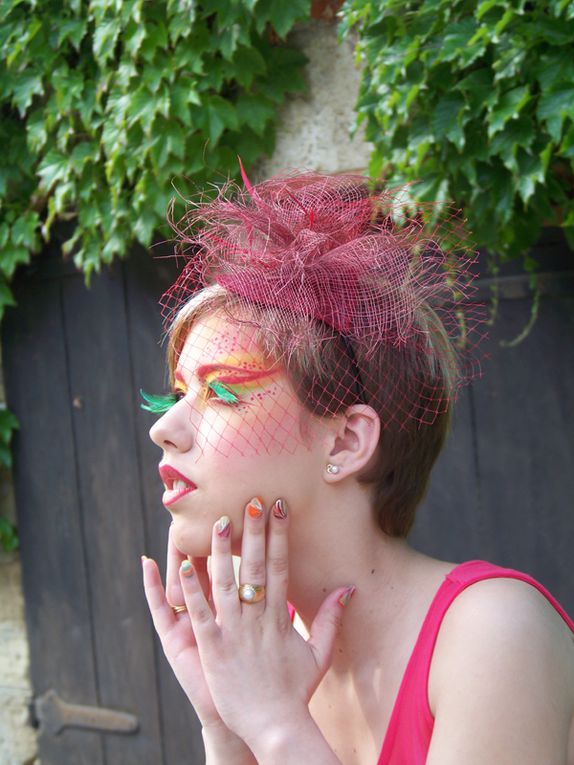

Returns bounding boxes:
[343,0,574,260]
[0,2,311,544]
[0,407,18,470]
[0,0,311,320]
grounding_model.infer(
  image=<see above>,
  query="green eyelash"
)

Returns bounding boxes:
[208,380,240,405]
[140,382,240,414]
[140,389,179,413]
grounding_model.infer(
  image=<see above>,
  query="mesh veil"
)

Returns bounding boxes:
[154,169,487,458]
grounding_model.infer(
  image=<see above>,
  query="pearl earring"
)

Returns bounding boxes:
[326,463,340,475]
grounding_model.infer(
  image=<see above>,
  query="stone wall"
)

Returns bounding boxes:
[0,18,369,764]
[257,21,371,177]
[0,349,38,765]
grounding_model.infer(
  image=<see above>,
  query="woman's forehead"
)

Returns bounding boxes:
[178,313,267,371]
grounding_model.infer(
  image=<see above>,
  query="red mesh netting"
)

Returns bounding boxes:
[154,169,487,458]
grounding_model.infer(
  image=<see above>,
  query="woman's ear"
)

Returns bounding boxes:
[324,405,381,481]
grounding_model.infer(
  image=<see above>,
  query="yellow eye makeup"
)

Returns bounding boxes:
[140,360,279,415]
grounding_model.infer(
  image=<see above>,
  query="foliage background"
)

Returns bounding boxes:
[0,0,313,548]
[0,0,312,312]
[340,0,574,266]
[2,0,574,548]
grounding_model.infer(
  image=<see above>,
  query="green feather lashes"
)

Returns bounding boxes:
[140,382,241,414]
[208,380,239,404]
[140,389,178,413]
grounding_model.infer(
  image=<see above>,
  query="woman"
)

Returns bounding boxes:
[141,169,574,764]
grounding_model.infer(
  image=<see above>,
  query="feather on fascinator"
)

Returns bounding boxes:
[160,166,487,432]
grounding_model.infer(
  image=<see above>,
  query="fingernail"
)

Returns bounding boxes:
[272,498,287,519]
[141,555,148,564]
[338,586,356,607]
[217,515,231,537]
[246,497,264,519]
[181,560,194,578]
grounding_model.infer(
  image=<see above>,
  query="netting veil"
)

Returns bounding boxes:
[149,168,487,458]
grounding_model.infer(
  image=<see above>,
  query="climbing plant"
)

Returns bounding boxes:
[0,0,312,549]
[340,0,574,266]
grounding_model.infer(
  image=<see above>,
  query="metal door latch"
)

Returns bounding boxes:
[32,689,139,735]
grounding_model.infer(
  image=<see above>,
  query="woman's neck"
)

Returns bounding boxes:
[285,483,453,679]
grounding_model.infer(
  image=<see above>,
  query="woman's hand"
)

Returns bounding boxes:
[171,497,355,755]
[143,527,256,764]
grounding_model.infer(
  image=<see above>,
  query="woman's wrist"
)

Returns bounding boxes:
[202,721,257,765]
[246,711,343,765]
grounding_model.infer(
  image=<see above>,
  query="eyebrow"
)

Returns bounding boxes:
[175,363,279,385]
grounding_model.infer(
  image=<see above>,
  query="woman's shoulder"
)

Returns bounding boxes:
[439,564,574,642]
[423,571,574,763]
[429,569,574,718]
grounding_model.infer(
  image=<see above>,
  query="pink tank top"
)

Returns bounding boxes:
[377,560,574,764]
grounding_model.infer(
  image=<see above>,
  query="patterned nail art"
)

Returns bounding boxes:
[337,586,356,607]
[181,560,194,578]
[272,498,287,519]
[217,515,231,537]
[246,497,264,519]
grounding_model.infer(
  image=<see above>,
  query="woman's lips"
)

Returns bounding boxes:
[162,484,197,507]
[159,464,197,507]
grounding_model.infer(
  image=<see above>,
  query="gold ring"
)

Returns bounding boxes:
[171,604,188,614]
[238,584,266,604]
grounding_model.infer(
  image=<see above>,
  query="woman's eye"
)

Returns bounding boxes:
[206,380,240,405]
[139,389,180,414]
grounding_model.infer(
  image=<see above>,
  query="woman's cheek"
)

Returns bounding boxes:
[198,387,303,458]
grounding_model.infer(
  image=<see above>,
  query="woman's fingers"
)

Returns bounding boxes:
[307,586,356,676]
[265,499,290,615]
[209,516,241,620]
[238,497,267,613]
[179,560,219,647]
[142,555,178,635]
[190,556,213,608]
[166,524,187,607]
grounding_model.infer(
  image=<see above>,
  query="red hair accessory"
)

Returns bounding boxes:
[160,168,487,435]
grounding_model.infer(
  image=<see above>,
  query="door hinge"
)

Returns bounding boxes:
[32,689,139,735]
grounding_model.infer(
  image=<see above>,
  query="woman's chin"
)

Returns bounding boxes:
[170,524,212,558]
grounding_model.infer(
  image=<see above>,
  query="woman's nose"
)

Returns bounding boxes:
[149,402,195,453]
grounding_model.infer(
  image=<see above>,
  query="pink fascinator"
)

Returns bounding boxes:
[159,165,487,440]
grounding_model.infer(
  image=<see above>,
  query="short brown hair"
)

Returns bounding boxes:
[166,285,453,538]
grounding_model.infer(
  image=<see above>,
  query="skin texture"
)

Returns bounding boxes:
[144,315,574,765]
[148,313,334,559]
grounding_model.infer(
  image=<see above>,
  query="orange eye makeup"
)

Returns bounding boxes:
[169,362,280,409]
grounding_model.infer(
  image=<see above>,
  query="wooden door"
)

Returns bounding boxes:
[411,229,574,615]
[3,228,573,764]
[3,237,204,765]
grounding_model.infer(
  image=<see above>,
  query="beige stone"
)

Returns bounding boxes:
[0,558,38,765]
[257,20,371,178]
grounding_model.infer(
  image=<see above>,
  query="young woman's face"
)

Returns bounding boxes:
[149,312,329,555]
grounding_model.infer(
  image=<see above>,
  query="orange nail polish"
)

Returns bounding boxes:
[246,496,264,519]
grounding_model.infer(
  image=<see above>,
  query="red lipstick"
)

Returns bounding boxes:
[159,464,197,507]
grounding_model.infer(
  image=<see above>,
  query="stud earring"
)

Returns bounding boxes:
[326,463,340,475]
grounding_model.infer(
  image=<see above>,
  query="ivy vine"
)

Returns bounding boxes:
[340,0,574,265]
[0,0,312,550]
[3,0,574,549]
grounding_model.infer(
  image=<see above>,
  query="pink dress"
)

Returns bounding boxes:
[376,560,574,764]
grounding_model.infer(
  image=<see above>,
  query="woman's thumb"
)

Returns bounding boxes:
[307,586,356,675]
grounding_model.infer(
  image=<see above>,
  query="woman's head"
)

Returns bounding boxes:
[150,170,485,544]
[150,308,343,555]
